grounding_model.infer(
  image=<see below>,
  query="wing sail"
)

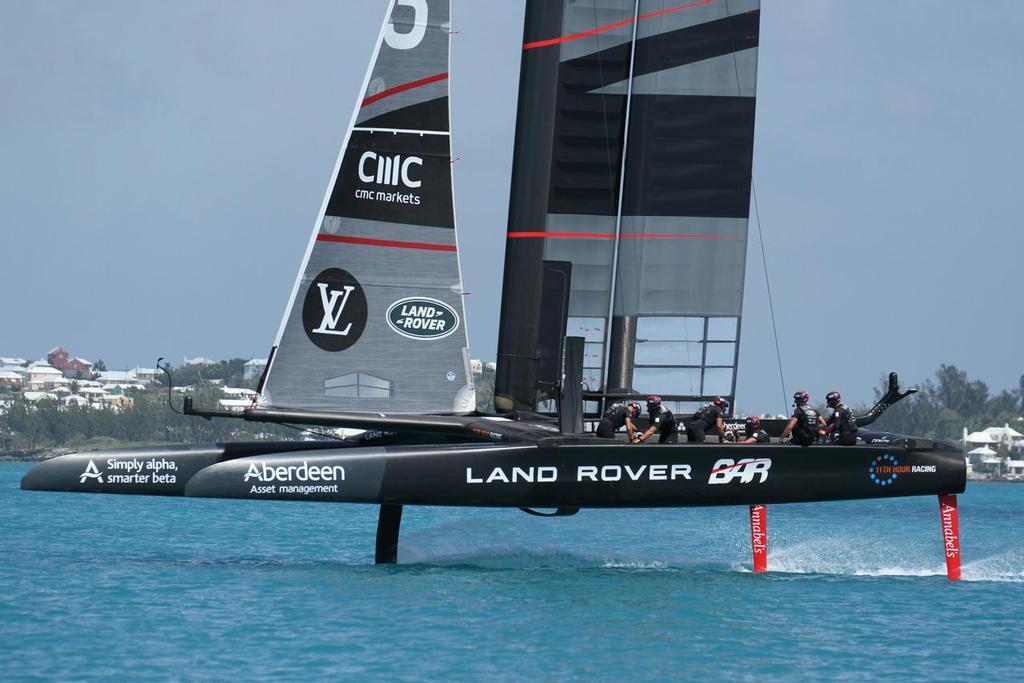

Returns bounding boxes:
[496,0,759,415]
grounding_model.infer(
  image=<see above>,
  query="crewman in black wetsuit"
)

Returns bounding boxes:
[780,390,824,447]
[822,391,858,446]
[633,396,678,444]
[684,397,728,443]
[733,416,770,444]
[596,401,641,440]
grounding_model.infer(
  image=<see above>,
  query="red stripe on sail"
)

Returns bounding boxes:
[362,72,449,107]
[317,233,456,252]
[507,231,744,241]
[522,0,714,50]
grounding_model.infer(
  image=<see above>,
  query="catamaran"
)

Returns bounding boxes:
[21,0,966,577]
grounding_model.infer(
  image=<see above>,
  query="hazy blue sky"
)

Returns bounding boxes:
[1,1,1021,412]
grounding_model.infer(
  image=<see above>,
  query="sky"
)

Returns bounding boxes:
[1,1,1021,413]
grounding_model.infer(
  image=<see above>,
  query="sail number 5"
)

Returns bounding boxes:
[385,0,428,50]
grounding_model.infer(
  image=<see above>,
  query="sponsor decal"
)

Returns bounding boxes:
[446,371,456,381]
[868,453,936,486]
[353,150,426,209]
[708,458,771,485]
[78,458,178,485]
[749,504,767,560]
[465,463,692,484]
[302,268,368,352]
[80,460,103,483]
[386,297,460,340]
[243,460,345,496]
[941,499,960,560]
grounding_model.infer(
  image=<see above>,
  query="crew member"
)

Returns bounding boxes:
[731,415,770,444]
[633,396,678,444]
[822,390,858,446]
[780,390,824,447]
[596,401,641,440]
[685,397,728,443]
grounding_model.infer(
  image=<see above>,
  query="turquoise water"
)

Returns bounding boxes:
[2,462,1022,681]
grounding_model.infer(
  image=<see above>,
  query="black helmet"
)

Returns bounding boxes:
[714,396,729,410]
[646,395,662,413]
[745,415,762,433]
[826,391,841,407]
[627,401,641,415]
[793,390,810,406]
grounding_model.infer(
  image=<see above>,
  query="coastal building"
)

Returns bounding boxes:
[184,356,216,366]
[46,347,70,370]
[243,358,268,381]
[24,364,67,390]
[217,398,252,413]
[0,357,27,366]
[221,387,256,398]
[1006,460,1024,480]
[22,391,58,402]
[63,357,93,379]
[0,370,22,387]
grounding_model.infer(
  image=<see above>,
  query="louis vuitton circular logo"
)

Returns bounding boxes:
[302,268,368,352]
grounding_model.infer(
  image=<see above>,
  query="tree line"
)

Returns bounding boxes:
[866,364,1023,444]
[2,361,1017,453]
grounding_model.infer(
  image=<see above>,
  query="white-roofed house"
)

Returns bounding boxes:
[217,398,253,413]
[25,364,67,390]
[981,423,1024,447]
[63,357,93,379]
[243,358,268,381]
[1006,460,1024,480]
[0,370,22,387]
[22,391,58,402]
[0,357,27,366]
[221,387,257,398]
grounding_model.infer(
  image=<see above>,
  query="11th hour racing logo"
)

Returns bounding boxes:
[302,268,368,352]
[354,151,423,206]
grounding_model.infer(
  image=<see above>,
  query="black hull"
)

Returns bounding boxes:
[185,442,965,508]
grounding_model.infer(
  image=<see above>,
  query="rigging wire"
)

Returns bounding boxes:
[750,185,788,414]
[724,0,788,414]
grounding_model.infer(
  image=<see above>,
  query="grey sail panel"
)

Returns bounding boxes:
[261,0,474,415]
[609,0,759,407]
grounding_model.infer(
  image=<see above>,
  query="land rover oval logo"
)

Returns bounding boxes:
[302,268,368,352]
[386,297,459,340]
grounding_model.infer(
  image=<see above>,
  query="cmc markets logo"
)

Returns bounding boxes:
[708,458,771,485]
[386,297,459,340]
[358,151,423,188]
[302,268,368,352]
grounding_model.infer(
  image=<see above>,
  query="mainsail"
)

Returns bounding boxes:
[496,0,759,414]
[260,0,474,414]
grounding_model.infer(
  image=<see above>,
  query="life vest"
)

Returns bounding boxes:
[793,406,820,440]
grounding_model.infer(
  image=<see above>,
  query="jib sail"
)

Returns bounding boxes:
[496,0,759,415]
[259,0,474,414]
